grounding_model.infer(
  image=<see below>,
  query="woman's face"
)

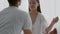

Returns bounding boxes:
[29,0,38,10]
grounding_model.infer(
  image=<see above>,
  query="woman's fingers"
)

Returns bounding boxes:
[52,16,59,24]
[54,16,59,22]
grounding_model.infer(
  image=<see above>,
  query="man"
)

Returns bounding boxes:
[0,0,32,34]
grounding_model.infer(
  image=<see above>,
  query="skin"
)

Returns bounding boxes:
[9,0,32,34]
[29,0,59,34]
[45,16,59,34]
[24,30,32,34]
[29,0,39,24]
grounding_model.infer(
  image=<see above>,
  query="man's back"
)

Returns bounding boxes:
[0,6,32,34]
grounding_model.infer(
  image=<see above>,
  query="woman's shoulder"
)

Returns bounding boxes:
[38,12,44,17]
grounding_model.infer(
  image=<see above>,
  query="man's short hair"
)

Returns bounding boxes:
[8,0,20,4]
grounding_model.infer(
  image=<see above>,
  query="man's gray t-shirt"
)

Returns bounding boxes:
[0,6,32,34]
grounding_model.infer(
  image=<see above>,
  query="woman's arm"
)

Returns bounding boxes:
[45,17,59,33]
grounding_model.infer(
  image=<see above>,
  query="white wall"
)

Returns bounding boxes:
[0,0,8,11]
[55,0,60,34]
[0,0,60,34]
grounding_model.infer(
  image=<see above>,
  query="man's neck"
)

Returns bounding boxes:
[9,5,18,8]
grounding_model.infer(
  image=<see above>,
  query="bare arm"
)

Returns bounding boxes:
[45,17,59,33]
[45,22,54,33]
[23,30,32,34]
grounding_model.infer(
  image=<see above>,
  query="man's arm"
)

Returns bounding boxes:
[23,12,32,34]
[23,30,32,34]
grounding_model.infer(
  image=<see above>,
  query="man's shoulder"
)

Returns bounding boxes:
[0,7,28,17]
[16,9,28,15]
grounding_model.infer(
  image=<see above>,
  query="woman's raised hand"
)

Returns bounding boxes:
[51,16,59,25]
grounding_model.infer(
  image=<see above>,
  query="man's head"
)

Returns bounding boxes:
[8,0,21,7]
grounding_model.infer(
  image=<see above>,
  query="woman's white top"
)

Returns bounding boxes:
[32,12,48,34]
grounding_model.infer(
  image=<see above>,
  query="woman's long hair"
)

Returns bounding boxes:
[29,0,41,13]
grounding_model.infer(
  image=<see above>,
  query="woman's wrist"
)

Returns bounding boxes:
[51,21,55,26]
[44,31,49,34]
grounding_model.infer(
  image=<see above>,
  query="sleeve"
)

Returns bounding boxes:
[22,12,32,30]
[40,14,48,34]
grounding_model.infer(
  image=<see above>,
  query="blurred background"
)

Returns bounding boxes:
[0,0,60,34]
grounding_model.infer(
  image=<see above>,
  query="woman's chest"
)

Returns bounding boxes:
[32,21,42,34]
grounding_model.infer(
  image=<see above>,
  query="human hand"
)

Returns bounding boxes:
[51,16,59,25]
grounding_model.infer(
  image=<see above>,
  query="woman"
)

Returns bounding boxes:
[29,0,59,34]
